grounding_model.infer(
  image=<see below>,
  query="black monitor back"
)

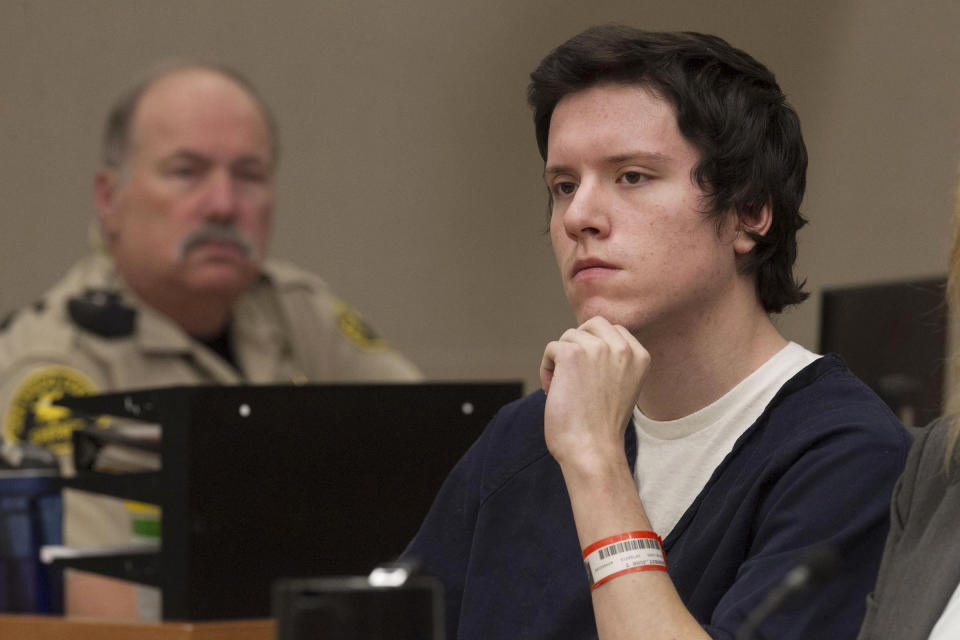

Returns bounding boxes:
[819,277,946,426]
[61,382,522,620]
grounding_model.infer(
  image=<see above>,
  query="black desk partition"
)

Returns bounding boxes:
[54,382,522,620]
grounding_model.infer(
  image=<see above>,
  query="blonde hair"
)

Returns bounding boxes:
[945,168,960,466]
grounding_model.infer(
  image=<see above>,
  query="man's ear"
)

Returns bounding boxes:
[733,204,772,255]
[94,168,121,241]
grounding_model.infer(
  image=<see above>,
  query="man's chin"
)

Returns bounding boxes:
[182,261,259,295]
[573,303,644,333]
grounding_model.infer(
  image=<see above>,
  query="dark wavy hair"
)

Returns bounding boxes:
[528,25,808,313]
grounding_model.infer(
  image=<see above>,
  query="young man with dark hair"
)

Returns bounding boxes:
[406,26,910,640]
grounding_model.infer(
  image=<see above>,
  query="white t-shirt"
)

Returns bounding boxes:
[928,581,960,639]
[633,342,820,538]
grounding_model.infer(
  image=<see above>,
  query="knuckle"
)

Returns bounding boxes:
[613,342,631,359]
[636,347,651,366]
[580,316,601,330]
[568,342,586,357]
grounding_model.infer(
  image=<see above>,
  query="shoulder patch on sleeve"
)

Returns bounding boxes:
[68,289,136,338]
[334,301,388,351]
[3,365,106,456]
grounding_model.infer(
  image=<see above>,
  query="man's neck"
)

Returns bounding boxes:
[159,296,236,339]
[128,281,240,339]
[635,294,788,422]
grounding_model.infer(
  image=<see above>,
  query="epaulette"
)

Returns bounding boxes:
[0,310,16,332]
[67,289,136,338]
[1,299,47,333]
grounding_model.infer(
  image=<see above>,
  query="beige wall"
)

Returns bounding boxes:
[1,0,957,393]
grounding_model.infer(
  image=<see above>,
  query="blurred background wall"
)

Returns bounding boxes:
[1,0,957,393]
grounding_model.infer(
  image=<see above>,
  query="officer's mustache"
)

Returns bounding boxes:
[176,223,256,262]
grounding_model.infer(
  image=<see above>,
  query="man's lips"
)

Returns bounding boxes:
[193,239,248,252]
[188,240,251,261]
[571,258,619,280]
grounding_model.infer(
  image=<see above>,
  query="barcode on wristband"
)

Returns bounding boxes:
[597,537,661,559]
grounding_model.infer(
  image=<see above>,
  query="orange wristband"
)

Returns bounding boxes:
[582,530,667,590]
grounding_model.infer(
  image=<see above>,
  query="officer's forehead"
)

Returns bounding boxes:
[129,69,273,158]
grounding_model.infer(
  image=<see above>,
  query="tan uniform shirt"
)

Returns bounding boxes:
[0,253,421,546]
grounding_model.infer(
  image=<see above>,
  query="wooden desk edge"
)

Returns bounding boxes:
[0,614,275,640]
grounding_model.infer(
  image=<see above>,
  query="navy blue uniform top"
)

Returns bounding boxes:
[405,355,911,639]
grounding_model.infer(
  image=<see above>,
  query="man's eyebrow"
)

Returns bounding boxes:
[164,150,210,164]
[543,164,574,179]
[603,150,671,165]
[232,155,271,168]
[543,150,673,177]
[163,150,270,167]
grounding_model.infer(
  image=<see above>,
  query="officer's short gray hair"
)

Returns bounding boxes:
[101,61,280,172]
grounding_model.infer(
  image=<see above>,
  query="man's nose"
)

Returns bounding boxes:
[562,181,611,240]
[200,168,239,220]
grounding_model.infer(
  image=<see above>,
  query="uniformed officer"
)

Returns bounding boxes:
[0,62,421,618]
